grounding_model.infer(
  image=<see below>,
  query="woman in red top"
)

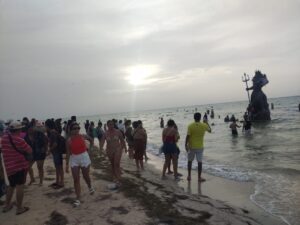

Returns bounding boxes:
[66,123,94,207]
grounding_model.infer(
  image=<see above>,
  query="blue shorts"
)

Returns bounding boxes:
[163,142,177,155]
[52,152,63,167]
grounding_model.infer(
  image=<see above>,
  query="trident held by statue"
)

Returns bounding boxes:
[242,73,251,103]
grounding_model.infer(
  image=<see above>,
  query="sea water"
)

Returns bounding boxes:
[78,96,300,225]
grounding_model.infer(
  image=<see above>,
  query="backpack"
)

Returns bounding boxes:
[57,135,67,154]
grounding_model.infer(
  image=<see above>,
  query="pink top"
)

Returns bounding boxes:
[1,132,32,176]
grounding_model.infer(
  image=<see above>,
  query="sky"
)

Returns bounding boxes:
[0,0,300,120]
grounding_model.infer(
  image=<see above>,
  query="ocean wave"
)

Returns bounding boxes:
[202,164,253,182]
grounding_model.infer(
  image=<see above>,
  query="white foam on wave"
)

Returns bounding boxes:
[147,147,296,225]
[250,172,299,225]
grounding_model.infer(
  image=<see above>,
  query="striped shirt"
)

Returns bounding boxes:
[1,132,32,176]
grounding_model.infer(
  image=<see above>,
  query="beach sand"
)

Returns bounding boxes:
[0,147,285,225]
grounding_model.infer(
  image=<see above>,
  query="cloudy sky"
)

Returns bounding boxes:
[0,0,299,119]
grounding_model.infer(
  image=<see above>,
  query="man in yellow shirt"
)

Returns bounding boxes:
[185,113,211,182]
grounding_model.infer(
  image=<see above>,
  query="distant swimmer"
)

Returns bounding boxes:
[243,119,252,135]
[230,114,236,122]
[160,117,164,128]
[203,113,208,123]
[224,115,230,122]
[230,119,240,136]
[210,108,215,119]
[271,103,274,110]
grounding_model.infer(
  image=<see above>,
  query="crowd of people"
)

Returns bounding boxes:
[1,110,247,215]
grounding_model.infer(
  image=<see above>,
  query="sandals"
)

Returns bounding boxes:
[2,205,13,213]
[198,177,206,182]
[16,206,30,215]
[73,200,81,207]
[48,182,58,187]
[89,187,95,195]
[53,184,64,189]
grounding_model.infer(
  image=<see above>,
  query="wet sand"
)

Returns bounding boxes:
[146,153,285,224]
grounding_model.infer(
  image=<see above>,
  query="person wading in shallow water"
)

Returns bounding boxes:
[100,120,127,186]
[185,113,211,182]
[132,121,147,170]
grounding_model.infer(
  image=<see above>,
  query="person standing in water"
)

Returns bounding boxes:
[160,117,164,128]
[161,119,179,180]
[124,120,134,159]
[100,120,127,186]
[132,121,147,170]
[229,119,240,136]
[185,113,211,182]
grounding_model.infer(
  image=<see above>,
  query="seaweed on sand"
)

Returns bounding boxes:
[89,149,212,225]
[44,210,68,225]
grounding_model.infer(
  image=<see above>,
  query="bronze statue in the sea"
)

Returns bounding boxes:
[244,70,271,121]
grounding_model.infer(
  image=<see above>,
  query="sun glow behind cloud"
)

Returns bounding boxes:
[125,64,160,86]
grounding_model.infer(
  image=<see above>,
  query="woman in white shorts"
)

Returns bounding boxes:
[66,123,94,207]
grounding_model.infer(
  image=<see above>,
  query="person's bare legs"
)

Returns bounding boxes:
[139,159,144,170]
[71,167,81,201]
[162,154,171,177]
[36,160,44,185]
[135,159,140,170]
[4,186,14,209]
[187,161,192,181]
[198,162,206,182]
[172,154,178,178]
[144,148,148,161]
[81,166,92,189]
[114,150,123,182]
[107,150,117,181]
[55,165,64,186]
[128,147,134,159]
[15,184,25,212]
[28,161,35,185]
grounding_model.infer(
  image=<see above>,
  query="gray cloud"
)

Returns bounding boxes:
[1,0,299,119]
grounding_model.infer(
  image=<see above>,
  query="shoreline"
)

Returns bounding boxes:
[0,147,286,225]
[145,153,285,225]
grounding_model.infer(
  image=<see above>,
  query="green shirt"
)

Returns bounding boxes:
[187,122,209,149]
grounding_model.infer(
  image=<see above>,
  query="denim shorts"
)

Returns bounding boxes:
[52,152,63,167]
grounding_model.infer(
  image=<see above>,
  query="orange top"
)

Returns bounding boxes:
[69,135,86,155]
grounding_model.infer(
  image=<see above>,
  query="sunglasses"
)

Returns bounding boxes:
[71,127,80,130]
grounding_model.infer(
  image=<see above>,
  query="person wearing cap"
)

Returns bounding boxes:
[1,121,32,215]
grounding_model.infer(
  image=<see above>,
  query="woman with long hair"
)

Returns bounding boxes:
[100,120,127,186]
[66,122,94,207]
[162,119,179,180]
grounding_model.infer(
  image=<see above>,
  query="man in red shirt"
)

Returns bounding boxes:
[1,121,32,215]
